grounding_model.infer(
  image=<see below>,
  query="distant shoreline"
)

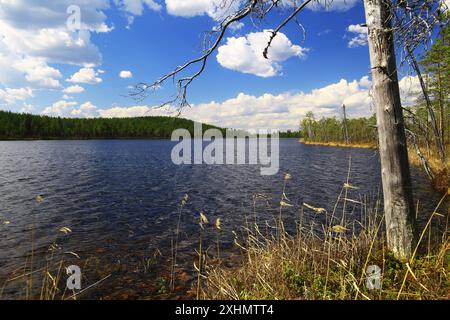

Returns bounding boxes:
[0,136,173,141]
[299,139,378,149]
[0,137,302,142]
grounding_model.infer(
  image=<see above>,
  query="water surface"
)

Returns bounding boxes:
[0,139,440,299]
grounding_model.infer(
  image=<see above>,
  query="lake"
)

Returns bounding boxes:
[0,139,441,299]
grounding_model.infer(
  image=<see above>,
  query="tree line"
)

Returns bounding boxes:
[300,22,449,157]
[300,112,377,145]
[0,111,224,140]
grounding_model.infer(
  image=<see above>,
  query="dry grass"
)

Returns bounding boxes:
[299,139,378,149]
[408,147,450,170]
[407,146,450,193]
[1,229,79,300]
[2,165,448,300]
[202,177,449,300]
[300,139,449,193]
[0,196,111,300]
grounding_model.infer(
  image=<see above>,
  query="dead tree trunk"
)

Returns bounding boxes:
[404,43,446,163]
[342,104,349,144]
[363,0,417,260]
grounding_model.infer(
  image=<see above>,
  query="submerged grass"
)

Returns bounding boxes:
[202,172,449,300]
[0,196,113,300]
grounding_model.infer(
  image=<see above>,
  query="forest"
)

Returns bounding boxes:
[0,111,224,139]
[300,22,449,157]
[299,22,449,193]
[300,113,377,145]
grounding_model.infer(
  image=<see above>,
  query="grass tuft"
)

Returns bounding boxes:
[202,176,449,300]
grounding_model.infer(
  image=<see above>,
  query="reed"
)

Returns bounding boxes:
[170,194,189,291]
[2,169,448,300]
[215,218,222,260]
[202,173,449,300]
[195,212,209,300]
[0,196,109,300]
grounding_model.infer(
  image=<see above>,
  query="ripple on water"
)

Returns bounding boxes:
[0,139,443,298]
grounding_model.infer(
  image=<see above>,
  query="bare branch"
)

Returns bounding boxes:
[263,0,313,59]
[131,0,260,108]
[132,0,448,112]
[133,0,317,109]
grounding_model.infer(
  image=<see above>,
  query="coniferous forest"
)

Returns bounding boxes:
[300,23,449,154]
[0,111,223,139]
[300,113,378,145]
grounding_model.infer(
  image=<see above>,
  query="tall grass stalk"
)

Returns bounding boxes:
[203,173,449,300]
[196,212,208,300]
[170,194,188,291]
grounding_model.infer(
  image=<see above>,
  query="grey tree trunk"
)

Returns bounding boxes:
[363,0,417,259]
[342,104,349,144]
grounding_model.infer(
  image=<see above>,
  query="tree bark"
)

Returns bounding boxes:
[363,0,417,260]
[342,104,349,144]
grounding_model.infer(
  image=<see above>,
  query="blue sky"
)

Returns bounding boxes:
[0,0,427,130]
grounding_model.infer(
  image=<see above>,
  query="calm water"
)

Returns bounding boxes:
[0,139,441,299]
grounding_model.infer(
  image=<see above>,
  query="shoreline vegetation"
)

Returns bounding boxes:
[300,139,449,193]
[298,111,449,193]
[0,110,225,140]
[299,138,449,193]
[0,110,300,140]
[1,134,448,301]
[202,180,449,300]
[200,167,449,300]
[4,172,447,300]
[299,139,378,149]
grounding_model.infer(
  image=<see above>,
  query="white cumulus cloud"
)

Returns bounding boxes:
[0,1,112,92]
[0,87,34,105]
[71,101,98,117]
[89,76,374,130]
[399,75,421,106]
[42,100,79,116]
[97,105,152,117]
[347,24,368,48]
[115,0,162,15]
[164,0,359,18]
[15,57,63,89]
[217,30,308,77]
[67,68,103,84]
[165,0,221,18]
[63,85,85,94]
[119,70,133,78]
[115,0,162,27]
[34,74,421,131]
[42,100,98,117]
[173,75,417,131]
[307,0,360,11]
[20,103,34,113]
[27,71,420,130]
